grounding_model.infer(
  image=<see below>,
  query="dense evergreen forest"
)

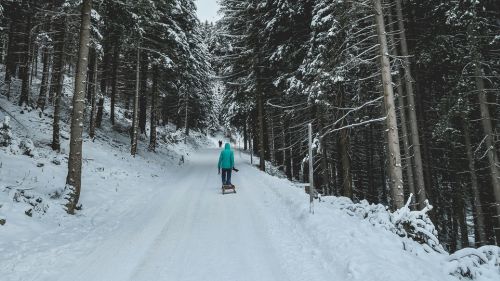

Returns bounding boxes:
[205,0,500,250]
[0,0,215,212]
[1,0,499,253]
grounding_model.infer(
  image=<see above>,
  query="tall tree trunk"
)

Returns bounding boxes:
[184,93,189,141]
[281,119,287,174]
[18,10,32,107]
[475,57,500,242]
[373,0,404,209]
[396,76,416,207]
[139,53,148,134]
[51,14,67,151]
[3,7,18,100]
[395,0,426,209]
[95,96,104,128]
[268,111,275,165]
[257,91,266,171]
[36,47,51,113]
[387,7,416,207]
[149,64,158,151]
[320,136,331,195]
[110,40,120,125]
[339,129,352,198]
[462,114,487,246]
[89,49,99,139]
[131,47,140,156]
[243,121,248,150]
[86,48,96,103]
[65,0,92,214]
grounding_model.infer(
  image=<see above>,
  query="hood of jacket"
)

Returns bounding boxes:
[224,143,231,150]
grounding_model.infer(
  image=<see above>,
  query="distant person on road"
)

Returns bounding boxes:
[218,140,222,148]
[218,143,234,186]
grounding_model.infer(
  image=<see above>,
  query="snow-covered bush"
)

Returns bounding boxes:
[391,196,446,254]
[446,246,500,279]
[12,189,49,217]
[8,138,37,157]
[0,116,13,146]
[331,194,446,254]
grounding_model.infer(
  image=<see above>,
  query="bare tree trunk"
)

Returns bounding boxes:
[149,64,158,151]
[18,11,33,107]
[95,96,104,128]
[131,46,140,156]
[184,93,189,141]
[257,91,266,171]
[3,9,18,100]
[139,55,148,134]
[66,0,92,214]
[395,0,426,208]
[243,121,248,150]
[339,129,352,198]
[396,76,416,207]
[51,15,67,151]
[475,57,500,242]
[373,0,404,209]
[86,48,95,103]
[387,7,416,207]
[89,49,99,139]
[268,112,275,165]
[36,47,50,113]
[462,115,487,246]
[110,40,120,125]
[320,136,331,195]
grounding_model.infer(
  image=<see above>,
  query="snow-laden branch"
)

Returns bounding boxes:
[320,96,383,138]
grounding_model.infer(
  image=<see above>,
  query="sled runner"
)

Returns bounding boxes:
[222,184,236,194]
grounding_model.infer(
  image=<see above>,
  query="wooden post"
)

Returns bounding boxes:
[308,123,315,213]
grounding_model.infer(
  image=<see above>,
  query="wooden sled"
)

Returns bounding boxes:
[222,184,236,194]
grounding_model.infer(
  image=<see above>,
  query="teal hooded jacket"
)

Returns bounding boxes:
[218,143,234,170]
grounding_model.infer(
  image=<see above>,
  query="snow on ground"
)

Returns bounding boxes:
[1,103,498,280]
[0,68,498,281]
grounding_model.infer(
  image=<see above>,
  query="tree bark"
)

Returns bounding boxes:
[373,0,404,209]
[149,64,158,151]
[65,0,92,214]
[139,54,148,134]
[89,49,99,139]
[475,58,500,242]
[339,129,352,198]
[257,91,266,171]
[395,0,426,209]
[268,111,275,165]
[131,47,140,156]
[51,14,67,151]
[462,115,487,245]
[110,40,120,125]
[3,5,18,100]
[320,136,331,195]
[36,47,51,113]
[18,9,32,107]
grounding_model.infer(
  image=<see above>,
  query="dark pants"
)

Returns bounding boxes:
[221,169,232,185]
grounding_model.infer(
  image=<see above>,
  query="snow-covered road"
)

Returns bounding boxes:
[56,148,339,281]
[4,141,490,281]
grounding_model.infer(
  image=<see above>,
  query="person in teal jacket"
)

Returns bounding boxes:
[218,143,234,185]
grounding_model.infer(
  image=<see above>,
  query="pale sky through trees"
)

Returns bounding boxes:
[195,0,221,22]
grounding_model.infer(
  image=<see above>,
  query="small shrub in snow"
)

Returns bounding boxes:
[12,190,49,216]
[19,139,36,157]
[0,116,13,146]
